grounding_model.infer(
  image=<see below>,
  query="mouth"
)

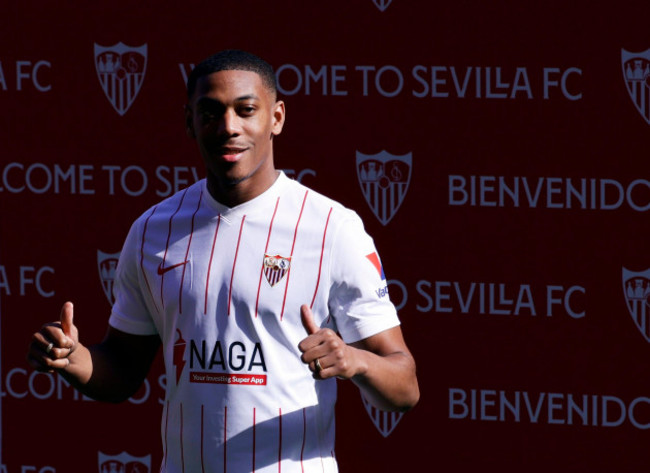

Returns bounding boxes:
[218,146,248,163]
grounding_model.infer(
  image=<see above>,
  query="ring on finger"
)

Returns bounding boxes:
[314,358,323,373]
[45,342,54,354]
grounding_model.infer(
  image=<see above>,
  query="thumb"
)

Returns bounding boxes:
[60,301,74,338]
[300,304,319,335]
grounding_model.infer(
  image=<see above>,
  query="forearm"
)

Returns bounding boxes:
[58,342,144,403]
[349,346,419,412]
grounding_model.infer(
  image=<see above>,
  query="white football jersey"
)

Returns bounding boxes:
[109,172,400,473]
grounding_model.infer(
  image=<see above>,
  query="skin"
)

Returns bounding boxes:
[185,70,285,208]
[27,69,419,411]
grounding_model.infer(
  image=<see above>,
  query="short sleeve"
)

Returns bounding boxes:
[108,216,159,336]
[327,213,400,343]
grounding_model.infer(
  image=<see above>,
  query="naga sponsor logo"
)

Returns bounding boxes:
[621,48,650,125]
[173,330,187,385]
[179,62,581,99]
[388,279,585,318]
[98,452,151,473]
[186,338,268,386]
[190,372,267,386]
[94,42,147,116]
[357,151,411,225]
[449,387,650,430]
[449,175,650,211]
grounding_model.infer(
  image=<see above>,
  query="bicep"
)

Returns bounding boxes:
[350,326,413,359]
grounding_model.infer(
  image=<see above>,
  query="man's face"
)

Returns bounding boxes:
[186,70,285,197]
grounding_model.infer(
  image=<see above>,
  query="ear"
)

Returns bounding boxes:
[271,100,286,137]
[185,104,195,139]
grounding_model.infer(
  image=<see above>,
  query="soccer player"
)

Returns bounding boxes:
[27,49,419,472]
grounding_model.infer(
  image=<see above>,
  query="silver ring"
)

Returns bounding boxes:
[314,358,322,373]
[45,342,54,354]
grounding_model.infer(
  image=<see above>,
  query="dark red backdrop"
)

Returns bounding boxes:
[3,1,650,471]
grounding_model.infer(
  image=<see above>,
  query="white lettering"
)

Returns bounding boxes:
[276,64,348,96]
[397,278,584,318]
[448,174,650,211]
[0,61,6,90]
[15,60,51,92]
[19,266,54,297]
[449,387,650,429]
[0,266,9,295]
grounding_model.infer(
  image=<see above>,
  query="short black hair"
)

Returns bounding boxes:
[186,49,277,100]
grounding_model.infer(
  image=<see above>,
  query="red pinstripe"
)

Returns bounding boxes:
[252,407,257,472]
[228,216,246,316]
[278,408,283,473]
[160,188,189,309]
[201,404,205,473]
[140,205,159,313]
[224,406,228,472]
[180,402,185,473]
[300,407,306,472]
[179,188,203,314]
[163,401,170,470]
[204,215,222,314]
[280,190,309,320]
[255,197,280,317]
[310,207,333,309]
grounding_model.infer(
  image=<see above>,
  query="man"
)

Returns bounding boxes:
[28,49,419,472]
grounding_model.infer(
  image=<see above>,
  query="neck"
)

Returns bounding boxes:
[207,169,279,208]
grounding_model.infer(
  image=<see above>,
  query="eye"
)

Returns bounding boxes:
[238,104,257,116]
[198,108,218,124]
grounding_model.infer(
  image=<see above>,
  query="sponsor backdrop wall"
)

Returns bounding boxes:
[2,1,650,471]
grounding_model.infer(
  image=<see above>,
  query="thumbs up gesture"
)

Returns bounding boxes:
[298,304,359,380]
[27,301,78,372]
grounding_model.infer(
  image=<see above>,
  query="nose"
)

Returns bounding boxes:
[218,109,241,136]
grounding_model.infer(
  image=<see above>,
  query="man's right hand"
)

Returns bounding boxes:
[27,301,78,372]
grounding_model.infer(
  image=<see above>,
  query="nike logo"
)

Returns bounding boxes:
[157,260,189,275]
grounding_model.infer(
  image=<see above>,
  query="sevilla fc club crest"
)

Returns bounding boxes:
[94,42,148,116]
[98,451,151,473]
[263,254,291,287]
[621,48,650,125]
[373,0,392,11]
[356,150,412,226]
[361,393,403,437]
[98,250,120,306]
[622,267,650,342]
